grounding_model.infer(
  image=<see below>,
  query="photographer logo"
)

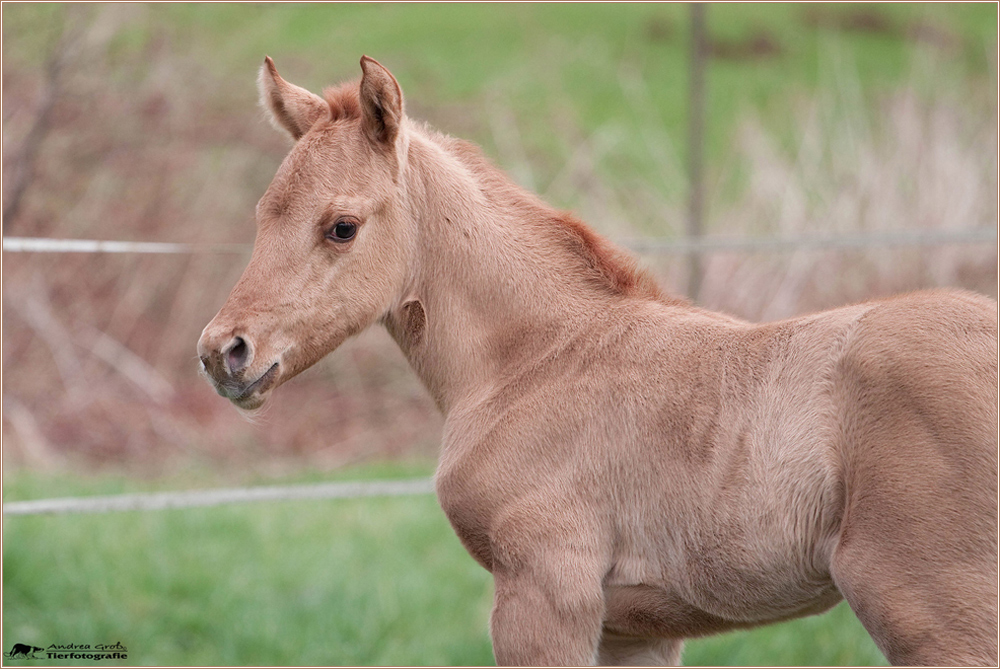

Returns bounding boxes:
[5,641,128,661]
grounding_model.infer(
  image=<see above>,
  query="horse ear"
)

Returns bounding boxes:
[258,56,329,141]
[359,55,404,148]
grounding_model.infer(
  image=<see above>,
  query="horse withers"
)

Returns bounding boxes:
[198,56,998,666]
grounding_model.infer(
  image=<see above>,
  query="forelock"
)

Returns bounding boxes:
[322,81,362,123]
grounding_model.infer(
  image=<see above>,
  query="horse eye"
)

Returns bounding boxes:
[327,219,358,243]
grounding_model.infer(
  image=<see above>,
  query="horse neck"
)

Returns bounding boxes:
[386,127,629,413]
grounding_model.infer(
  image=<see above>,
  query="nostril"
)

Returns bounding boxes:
[225,336,251,375]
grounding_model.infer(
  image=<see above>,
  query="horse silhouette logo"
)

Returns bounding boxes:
[5,643,45,659]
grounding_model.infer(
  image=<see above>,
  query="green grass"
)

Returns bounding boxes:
[4,468,494,666]
[4,470,886,666]
[1,3,993,243]
[162,2,995,218]
[5,3,993,169]
[189,4,992,173]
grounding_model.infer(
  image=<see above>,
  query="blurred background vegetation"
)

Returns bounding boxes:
[2,3,996,665]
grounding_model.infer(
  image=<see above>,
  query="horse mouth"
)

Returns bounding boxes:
[227,362,281,410]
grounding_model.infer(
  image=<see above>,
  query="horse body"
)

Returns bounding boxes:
[199,57,998,665]
[434,301,854,623]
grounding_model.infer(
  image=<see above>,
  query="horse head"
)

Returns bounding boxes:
[198,56,414,410]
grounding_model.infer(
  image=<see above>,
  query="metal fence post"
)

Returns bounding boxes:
[687,2,707,301]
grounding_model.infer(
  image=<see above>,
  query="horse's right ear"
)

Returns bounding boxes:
[359,55,404,149]
[258,56,329,141]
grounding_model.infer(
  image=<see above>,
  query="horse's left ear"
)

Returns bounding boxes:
[359,56,404,148]
[258,56,329,141]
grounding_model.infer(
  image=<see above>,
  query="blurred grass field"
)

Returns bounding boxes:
[2,3,994,666]
[3,466,887,666]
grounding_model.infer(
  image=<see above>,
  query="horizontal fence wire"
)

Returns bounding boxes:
[3,228,997,256]
[623,228,999,253]
[3,478,436,516]
[2,237,250,254]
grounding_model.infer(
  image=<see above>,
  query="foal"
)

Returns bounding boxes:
[199,56,998,666]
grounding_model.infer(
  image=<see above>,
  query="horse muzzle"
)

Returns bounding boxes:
[197,332,282,410]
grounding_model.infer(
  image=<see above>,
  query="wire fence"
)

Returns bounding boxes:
[622,228,999,254]
[4,228,997,257]
[3,478,436,516]
[2,237,250,254]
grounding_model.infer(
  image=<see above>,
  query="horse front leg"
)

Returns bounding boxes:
[490,560,606,666]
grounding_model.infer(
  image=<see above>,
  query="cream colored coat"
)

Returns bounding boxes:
[199,57,999,666]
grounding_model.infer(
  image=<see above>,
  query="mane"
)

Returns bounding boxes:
[553,210,671,303]
[322,81,362,122]
[436,131,677,305]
